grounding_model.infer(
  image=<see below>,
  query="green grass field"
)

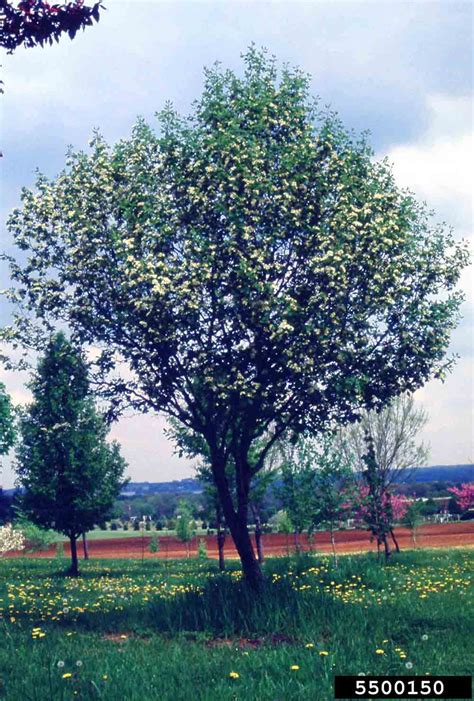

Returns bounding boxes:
[0,549,472,700]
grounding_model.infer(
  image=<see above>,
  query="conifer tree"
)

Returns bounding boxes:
[15,333,127,575]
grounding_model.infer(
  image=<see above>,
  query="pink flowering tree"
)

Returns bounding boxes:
[352,438,410,559]
[448,483,474,514]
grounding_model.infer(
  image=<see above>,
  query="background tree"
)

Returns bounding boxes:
[353,436,408,560]
[278,441,315,552]
[0,0,103,52]
[447,483,474,516]
[4,49,468,588]
[337,393,429,488]
[14,518,56,553]
[307,436,354,565]
[175,499,195,557]
[402,499,424,546]
[0,382,16,470]
[0,522,24,556]
[272,510,293,555]
[15,333,127,575]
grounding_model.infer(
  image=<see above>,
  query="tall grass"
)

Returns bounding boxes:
[0,549,472,700]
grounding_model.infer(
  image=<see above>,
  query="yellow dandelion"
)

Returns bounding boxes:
[229,671,240,679]
[62,673,72,679]
[305,643,315,649]
[319,651,329,656]
[290,665,300,671]
[375,649,385,655]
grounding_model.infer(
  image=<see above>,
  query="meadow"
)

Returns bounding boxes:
[0,549,472,700]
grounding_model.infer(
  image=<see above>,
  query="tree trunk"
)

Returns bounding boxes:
[330,528,338,567]
[82,532,89,560]
[390,528,400,553]
[383,534,391,560]
[293,529,300,554]
[254,514,264,564]
[230,518,264,590]
[69,535,79,576]
[210,451,263,590]
[217,528,226,571]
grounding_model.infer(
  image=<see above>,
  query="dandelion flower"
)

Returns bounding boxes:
[76,660,83,667]
[102,675,108,681]
[319,651,329,656]
[62,673,72,679]
[375,649,385,655]
[57,661,65,668]
[305,643,315,649]
[421,635,428,641]
[229,671,240,679]
[290,665,300,671]
[405,662,413,670]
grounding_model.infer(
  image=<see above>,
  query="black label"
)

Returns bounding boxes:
[334,675,472,699]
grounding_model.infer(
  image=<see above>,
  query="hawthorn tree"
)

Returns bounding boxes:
[4,48,469,588]
[169,419,275,566]
[0,0,103,52]
[15,333,127,575]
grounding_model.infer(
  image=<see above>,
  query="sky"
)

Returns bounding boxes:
[0,0,473,488]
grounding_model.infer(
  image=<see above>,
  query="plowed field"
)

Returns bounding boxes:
[13,521,474,559]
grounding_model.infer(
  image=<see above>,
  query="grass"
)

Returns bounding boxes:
[56,528,211,541]
[0,549,472,700]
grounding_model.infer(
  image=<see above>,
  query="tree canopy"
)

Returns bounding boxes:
[0,382,15,464]
[337,393,429,487]
[0,1,103,52]
[4,48,469,586]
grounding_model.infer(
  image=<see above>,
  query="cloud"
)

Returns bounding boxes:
[382,93,473,466]
[384,95,473,232]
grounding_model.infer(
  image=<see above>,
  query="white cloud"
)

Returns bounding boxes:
[383,94,473,233]
[383,94,473,467]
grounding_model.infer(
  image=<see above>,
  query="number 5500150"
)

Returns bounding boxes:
[354,679,445,696]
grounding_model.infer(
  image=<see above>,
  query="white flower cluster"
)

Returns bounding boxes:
[0,524,25,557]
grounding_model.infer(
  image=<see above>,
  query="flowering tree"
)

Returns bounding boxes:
[353,437,409,559]
[448,483,474,514]
[4,49,468,588]
[0,0,103,52]
[0,523,25,556]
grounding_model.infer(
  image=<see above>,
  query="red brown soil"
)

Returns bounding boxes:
[9,522,474,560]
